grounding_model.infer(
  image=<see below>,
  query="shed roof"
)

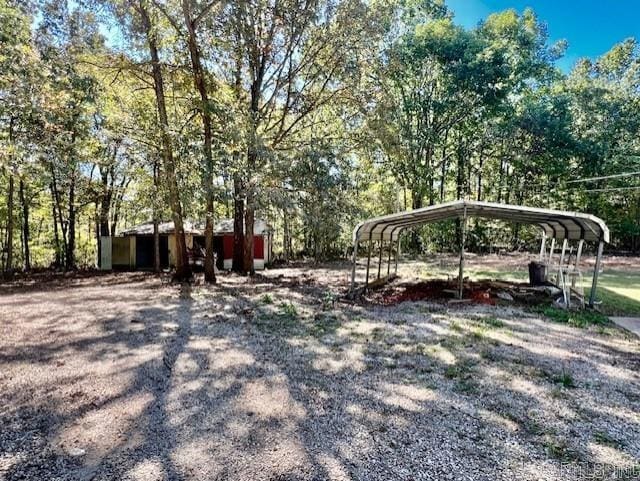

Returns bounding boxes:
[354,200,609,243]
[213,218,272,235]
[121,218,273,236]
[121,220,203,236]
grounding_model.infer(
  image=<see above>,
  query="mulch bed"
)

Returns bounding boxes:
[366,278,549,307]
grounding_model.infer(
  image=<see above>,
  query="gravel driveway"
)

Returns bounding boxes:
[1,265,639,480]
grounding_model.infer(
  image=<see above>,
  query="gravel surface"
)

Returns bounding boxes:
[1,262,639,481]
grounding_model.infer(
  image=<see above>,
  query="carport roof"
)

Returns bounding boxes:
[353,200,610,243]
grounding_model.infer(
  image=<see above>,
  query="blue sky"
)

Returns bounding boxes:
[446,0,640,71]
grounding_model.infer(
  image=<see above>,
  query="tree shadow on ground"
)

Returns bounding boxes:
[1,269,639,480]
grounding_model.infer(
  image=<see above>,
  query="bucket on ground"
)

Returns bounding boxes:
[528,261,546,286]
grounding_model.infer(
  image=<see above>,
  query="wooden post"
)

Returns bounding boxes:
[350,239,358,293]
[589,240,604,307]
[365,241,372,289]
[458,206,468,300]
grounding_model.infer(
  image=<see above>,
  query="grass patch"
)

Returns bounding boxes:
[450,321,464,333]
[479,347,499,362]
[550,370,576,388]
[260,293,274,304]
[482,316,504,328]
[469,328,486,341]
[593,431,624,448]
[321,291,337,310]
[308,312,341,337]
[371,327,386,341]
[588,285,640,316]
[255,301,300,333]
[444,358,475,379]
[543,436,579,462]
[539,306,608,328]
[279,302,298,320]
[444,359,478,393]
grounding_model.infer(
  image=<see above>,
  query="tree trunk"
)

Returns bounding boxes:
[99,174,111,237]
[243,189,255,275]
[504,165,512,204]
[95,201,101,268]
[456,138,466,201]
[139,0,191,281]
[477,146,484,201]
[440,129,449,203]
[409,189,423,252]
[98,171,111,268]
[497,158,505,203]
[110,179,129,237]
[153,159,161,273]
[5,171,14,279]
[19,178,30,271]
[50,183,62,267]
[426,145,435,206]
[66,171,76,270]
[232,175,244,272]
[283,206,290,262]
[153,218,160,273]
[182,0,216,283]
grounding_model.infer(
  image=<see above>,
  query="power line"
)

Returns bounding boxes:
[583,185,640,193]
[526,170,640,190]
[513,171,640,193]
[564,171,640,185]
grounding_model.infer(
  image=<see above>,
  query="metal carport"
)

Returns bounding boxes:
[349,200,610,307]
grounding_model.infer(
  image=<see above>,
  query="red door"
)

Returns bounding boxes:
[254,235,264,259]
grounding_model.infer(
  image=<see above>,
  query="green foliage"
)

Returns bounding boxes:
[540,306,608,328]
[278,302,299,321]
[2,0,640,274]
[551,370,576,389]
[593,431,624,448]
[543,436,579,461]
[482,316,504,328]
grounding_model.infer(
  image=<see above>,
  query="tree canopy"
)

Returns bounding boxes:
[1,0,640,278]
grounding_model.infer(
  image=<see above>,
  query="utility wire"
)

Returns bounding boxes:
[583,185,640,193]
[564,171,640,184]
[525,170,640,190]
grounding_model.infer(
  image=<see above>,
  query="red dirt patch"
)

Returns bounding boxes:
[367,279,545,307]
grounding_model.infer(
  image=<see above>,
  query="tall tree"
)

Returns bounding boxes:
[226,0,379,273]
[135,0,192,280]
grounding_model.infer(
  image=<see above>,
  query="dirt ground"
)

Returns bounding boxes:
[1,259,639,481]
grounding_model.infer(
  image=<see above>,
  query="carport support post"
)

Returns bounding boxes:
[365,241,372,289]
[350,240,358,293]
[589,240,604,308]
[547,238,556,283]
[539,233,547,262]
[549,238,556,261]
[572,239,584,289]
[575,239,584,267]
[558,239,568,284]
[377,240,383,279]
[458,206,468,300]
[387,240,392,277]
[559,239,568,266]
[395,235,401,274]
